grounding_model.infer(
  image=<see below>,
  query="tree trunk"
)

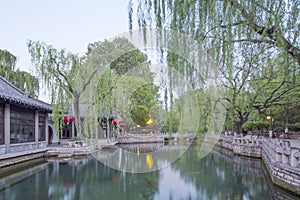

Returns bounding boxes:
[73,92,81,137]
[234,117,248,135]
[234,121,242,135]
[284,100,289,138]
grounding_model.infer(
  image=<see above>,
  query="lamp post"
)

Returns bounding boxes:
[266,115,274,138]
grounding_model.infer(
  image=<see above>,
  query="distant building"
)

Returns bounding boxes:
[0,76,52,154]
[62,104,115,139]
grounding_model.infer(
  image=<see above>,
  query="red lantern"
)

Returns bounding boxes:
[112,119,118,125]
[120,123,126,127]
[64,116,74,124]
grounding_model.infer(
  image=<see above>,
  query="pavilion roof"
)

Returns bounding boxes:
[0,76,52,112]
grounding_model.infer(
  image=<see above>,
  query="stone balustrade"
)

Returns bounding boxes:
[265,139,300,168]
[217,135,300,195]
[275,146,300,167]
[232,137,263,158]
[291,148,300,167]
[233,137,262,146]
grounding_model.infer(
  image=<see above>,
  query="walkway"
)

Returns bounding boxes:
[0,148,47,168]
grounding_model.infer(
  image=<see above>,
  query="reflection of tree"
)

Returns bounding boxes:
[1,146,299,199]
[172,145,270,199]
[46,158,160,200]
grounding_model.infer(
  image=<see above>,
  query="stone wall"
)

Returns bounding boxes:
[0,149,47,169]
[0,142,48,155]
[261,140,300,195]
[232,137,262,157]
[216,135,300,196]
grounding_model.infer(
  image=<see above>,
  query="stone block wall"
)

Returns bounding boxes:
[233,144,262,158]
[217,135,300,196]
[262,144,300,196]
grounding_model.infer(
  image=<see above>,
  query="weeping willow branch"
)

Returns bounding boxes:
[228,0,300,64]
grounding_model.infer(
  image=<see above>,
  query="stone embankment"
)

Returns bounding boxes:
[0,149,48,169]
[0,136,163,168]
[217,135,300,196]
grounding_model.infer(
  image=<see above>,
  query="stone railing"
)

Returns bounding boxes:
[291,148,300,168]
[232,137,263,157]
[261,139,300,195]
[233,137,262,145]
[219,135,300,168]
[262,139,300,168]
[216,135,234,150]
[271,139,300,168]
[217,135,300,195]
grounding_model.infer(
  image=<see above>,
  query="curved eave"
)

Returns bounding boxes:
[0,95,52,112]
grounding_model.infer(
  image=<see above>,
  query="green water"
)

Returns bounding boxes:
[0,144,298,200]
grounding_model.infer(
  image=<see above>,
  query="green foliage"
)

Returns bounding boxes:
[27,37,152,137]
[129,0,300,134]
[131,0,300,64]
[27,41,81,136]
[163,108,179,133]
[196,89,212,133]
[112,76,148,127]
[81,37,155,136]
[69,136,82,141]
[0,49,39,97]
[0,49,16,71]
[129,84,159,127]
[27,40,81,98]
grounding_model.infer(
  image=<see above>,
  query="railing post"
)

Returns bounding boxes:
[282,151,290,165]
[275,148,282,162]
[291,148,299,167]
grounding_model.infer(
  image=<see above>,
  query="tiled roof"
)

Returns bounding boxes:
[0,76,52,112]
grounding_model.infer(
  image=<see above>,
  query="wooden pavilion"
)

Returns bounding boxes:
[0,76,52,154]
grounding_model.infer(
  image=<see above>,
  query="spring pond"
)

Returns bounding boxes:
[0,143,298,200]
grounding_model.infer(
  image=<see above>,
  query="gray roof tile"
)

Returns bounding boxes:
[0,76,52,112]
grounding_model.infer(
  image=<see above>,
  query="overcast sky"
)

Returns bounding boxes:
[0,0,131,72]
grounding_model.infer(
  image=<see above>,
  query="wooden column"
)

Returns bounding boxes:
[35,110,39,148]
[72,121,75,138]
[45,113,49,145]
[4,103,10,153]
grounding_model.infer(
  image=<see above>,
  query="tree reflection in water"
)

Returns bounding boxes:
[0,144,299,200]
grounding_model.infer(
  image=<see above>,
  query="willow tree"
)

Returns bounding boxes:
[28,41,84,136]
[129,0,300,133]
[111,76,159,128]
[0,49,39,97]
[130,0,300,63]
[82,38,152,124]
[28,37,151,137]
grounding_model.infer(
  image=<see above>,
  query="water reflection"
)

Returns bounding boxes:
[154,164,198,199]
[0,144,299,200]
[94,142,189,173]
